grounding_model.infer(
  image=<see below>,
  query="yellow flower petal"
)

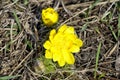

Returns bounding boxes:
[51,47,60,62]
[58,24,67,32]
[65,34,77,42]
[69,45,80,53]
[58,58,65,66]
[45,50,52,59]
[75,39,83,47]
[63,50,75,64]
[64,27,74,34]
[43,40,51,49]
[64,40,72,49]
[53,52,60,62]
[49,29,56,41]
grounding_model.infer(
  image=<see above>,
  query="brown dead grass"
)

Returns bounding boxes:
[0,0,120,80]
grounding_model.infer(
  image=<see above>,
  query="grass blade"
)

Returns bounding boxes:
[109,25,118,41]
[13,10,21,32]
[118,14,120,38]
[94,42,102,79]
[89,0,100,10]
[0,75,20,80]
[81,23,88,32]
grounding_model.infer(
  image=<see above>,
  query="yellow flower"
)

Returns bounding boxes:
[43,24,83,67]
[42,7,59,26]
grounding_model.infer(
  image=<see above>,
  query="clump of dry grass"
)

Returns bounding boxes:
[0,0,120,80]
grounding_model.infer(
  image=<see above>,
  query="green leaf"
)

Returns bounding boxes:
[38,56,56,74]
[24,0,29,5]
[0,75,20,80]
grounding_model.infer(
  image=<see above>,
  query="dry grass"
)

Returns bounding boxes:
[0,0,120,80]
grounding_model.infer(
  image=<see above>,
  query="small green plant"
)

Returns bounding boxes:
[43,24,83,67]
[34,6,83,74]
